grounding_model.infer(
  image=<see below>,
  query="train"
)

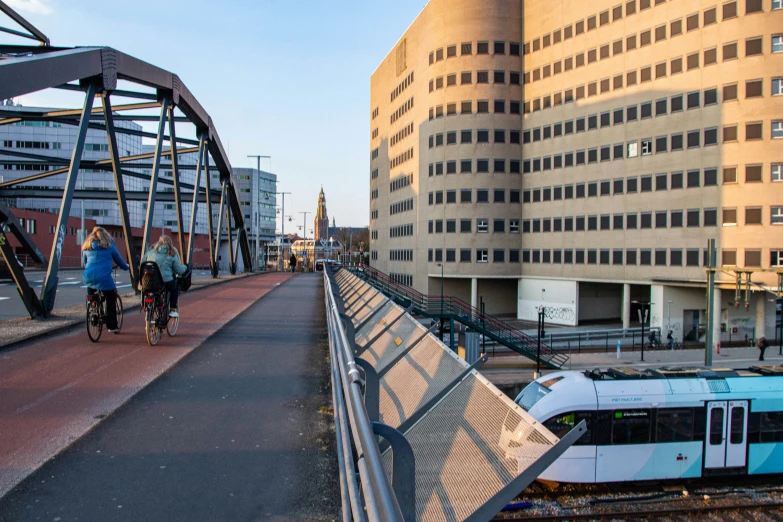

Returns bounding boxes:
[514,366,783,483]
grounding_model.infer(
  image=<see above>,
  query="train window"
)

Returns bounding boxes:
[515,377,563,412]
[730,406,745,444]
[611,410,651,444]
[709,408,724,445]
[760,412,783,443]
[543,412,593,445]
[656,408,694,442]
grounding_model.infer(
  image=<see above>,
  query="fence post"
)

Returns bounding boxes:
[605,332,609,353]
[578,333,581,354]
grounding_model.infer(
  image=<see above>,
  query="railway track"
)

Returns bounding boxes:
[494,501,783,521]
[492,479,783,521]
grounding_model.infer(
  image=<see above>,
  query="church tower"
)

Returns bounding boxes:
[314,187,329,241]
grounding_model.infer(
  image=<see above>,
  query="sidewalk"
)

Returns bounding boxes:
[0,271,294,500]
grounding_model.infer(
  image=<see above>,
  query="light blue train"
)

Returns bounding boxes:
[514,366,783,483]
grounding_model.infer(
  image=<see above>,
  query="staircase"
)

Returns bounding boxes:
[346,264,568,369]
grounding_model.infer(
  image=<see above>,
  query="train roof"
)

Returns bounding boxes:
[583,365,783,380]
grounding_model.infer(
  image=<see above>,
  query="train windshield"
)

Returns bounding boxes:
[515,376,563,411]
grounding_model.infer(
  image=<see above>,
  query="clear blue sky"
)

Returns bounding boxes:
[3,0,428,231]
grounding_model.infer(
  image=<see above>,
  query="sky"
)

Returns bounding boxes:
[2,0,429,231]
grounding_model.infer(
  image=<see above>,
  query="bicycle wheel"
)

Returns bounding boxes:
[86,302,102,343]
[145,307,161,346]
[115,295,124,333]
[166,314,179,337]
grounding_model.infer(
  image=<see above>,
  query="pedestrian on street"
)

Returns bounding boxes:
[289,253,297,273]
[757,335,768,361]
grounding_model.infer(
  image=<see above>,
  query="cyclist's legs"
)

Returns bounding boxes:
[103,289,118,329]
[164,280,179,309]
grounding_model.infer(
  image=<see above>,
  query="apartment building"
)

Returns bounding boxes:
[369,0,783,342]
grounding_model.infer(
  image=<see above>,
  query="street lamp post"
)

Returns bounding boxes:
[299,211,310,272]
[437,263,444,341]
[248,155,271,271]
[536,306,546,379]
[264,191,290,271]
[633,300,652,361]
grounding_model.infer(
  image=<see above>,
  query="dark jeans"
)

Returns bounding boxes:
[164,280,179,309]
[759,345,766,361]
[88,288,118,330]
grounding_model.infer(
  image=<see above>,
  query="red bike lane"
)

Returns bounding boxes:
[0,271,294,497]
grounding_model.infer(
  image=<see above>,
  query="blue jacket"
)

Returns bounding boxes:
[83,241,129,291]
[142,245,187,283]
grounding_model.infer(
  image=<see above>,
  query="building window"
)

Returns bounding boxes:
[477,249,488,263]
[746,36,763,56]
[773,121,783,138]
[460,249,471,263]
[772,207,783,225]
[773,35,783,53]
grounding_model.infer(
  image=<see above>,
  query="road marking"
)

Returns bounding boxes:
[0,297,9,301]
[116,284,132,289]
[59,282,81,285]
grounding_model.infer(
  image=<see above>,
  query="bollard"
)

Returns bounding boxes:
[617,340,622,359]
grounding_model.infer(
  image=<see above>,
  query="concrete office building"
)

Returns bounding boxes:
[369,0,783,342]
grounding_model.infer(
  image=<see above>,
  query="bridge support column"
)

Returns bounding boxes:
[470,278,478,309]
[622,283,631,330]
[756,291,766,340]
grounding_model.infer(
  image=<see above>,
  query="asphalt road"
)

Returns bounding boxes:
[0,269,215,320]
[0,274,340,521]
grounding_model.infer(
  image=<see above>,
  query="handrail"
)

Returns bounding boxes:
[349,263,567,367]
[324,267,404,522]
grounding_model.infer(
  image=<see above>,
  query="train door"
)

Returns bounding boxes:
[704,401,748,469]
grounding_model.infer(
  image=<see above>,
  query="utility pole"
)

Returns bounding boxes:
[247,155,270,271]
[536,306,546,379]
[705,238,717,367]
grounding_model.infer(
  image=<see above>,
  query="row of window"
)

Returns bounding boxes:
[390,223,414,238]
[389,249,414,262]
[429,69,521,91]
[428,40,521,65]
[390,97,414,125]
[522,124,781,174]
[389,173,413,193]
[427,188,520,205]
[389,273,413,286]
[523,167,782,205]
[523,47,780,114]
[429,158,522,175]
[390,122,414,148]
[524,0,775,58]
[390,147,414,170]
[428,218,520,234]
[520,207,783,234]
[390,71,414,103]
[428,99,521,119]
[525,32,779,87]
[524,84,781,144]
[390,198,414,216]
[2,140,63,150]
[429,128,521,148]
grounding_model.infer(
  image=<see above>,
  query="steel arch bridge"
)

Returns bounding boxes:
[0,3,252,318]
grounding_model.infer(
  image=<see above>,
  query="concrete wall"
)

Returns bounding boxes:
[477,278,518,315]
[578,282,622,322]
[518,278,578,325]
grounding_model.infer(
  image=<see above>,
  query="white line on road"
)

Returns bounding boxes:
[0,297,9,301]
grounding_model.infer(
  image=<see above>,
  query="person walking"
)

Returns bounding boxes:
[82,226,129,333]
[142,235,188,318]
[757,335,769,361]
[289,253,297,273]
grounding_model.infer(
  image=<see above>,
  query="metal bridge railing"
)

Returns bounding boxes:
[324,268,405,522]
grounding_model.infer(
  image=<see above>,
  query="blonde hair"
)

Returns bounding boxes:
[153,235,180,259]
[82,226,112,251]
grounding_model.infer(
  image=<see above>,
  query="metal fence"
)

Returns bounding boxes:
[325,267,586,522]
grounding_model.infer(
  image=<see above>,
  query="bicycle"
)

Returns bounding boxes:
[85,273,124,343]
[139,261,178,346]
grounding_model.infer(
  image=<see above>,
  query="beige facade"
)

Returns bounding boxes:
[370,0,782,336]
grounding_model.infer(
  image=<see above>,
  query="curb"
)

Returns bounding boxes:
[0,271,273,351]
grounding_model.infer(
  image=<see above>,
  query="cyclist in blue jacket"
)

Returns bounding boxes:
[142,235,188,317]
[82,226,129,333]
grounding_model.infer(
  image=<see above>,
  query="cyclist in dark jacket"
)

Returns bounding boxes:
[82,226,129,332]
[142,235,188,317]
